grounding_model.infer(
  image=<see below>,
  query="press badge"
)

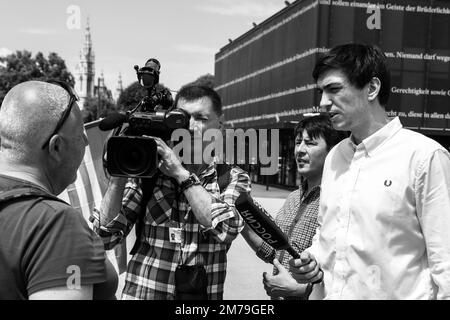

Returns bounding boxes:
[169,227,182,243]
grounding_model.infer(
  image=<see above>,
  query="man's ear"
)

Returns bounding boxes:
[368,77,381,102]
[47,135,64,162]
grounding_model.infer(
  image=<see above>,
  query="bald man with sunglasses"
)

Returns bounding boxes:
[0,80,117,299]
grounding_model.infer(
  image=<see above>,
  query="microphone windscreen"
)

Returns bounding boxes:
[98,112,127,131]
[235,193,291,251]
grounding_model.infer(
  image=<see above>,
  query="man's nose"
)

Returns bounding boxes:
[319,93,332,111]
[296,142,307,154]
[189,117,203,134]
[189,117,196,133]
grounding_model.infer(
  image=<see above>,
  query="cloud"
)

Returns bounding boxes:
[173,44,216,55]
[197,0,283,20]
[20,28,59,35]
[0,47,13,57]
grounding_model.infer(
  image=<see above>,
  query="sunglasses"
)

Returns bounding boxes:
[41,80,80,149]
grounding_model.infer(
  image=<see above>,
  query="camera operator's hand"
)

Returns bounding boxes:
[147,136,190,183]
[145,136,213,229]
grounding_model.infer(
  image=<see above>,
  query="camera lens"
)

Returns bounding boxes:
[107,136,158,178]
[118,143,150,174]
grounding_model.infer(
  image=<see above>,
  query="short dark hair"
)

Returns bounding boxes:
[294,114,348,151]
[174,85,222,116]
[312,43,391,105]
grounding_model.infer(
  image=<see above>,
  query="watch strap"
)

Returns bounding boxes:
[179,173,200,192]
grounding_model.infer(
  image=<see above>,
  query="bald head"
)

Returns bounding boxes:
[0,81,70,161]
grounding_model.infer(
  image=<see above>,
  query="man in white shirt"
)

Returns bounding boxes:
[290,43,450,299]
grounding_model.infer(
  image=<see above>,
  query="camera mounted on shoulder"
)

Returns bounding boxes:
[99,58,190,178]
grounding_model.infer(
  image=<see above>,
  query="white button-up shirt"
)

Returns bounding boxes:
[309,117,450,299]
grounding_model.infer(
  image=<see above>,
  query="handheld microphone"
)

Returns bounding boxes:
[235,193,300,259]
[98,112,128,131]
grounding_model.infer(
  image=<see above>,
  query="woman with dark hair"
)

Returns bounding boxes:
[241,114,347,300]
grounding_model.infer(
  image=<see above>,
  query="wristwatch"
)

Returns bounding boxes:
[179,173,201,192]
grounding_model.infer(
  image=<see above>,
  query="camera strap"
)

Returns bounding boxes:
[216,163,232,193]
[129,175,158,255]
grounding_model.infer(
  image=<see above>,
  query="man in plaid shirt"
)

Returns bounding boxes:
[241,115,346,300]
[91,85,251,299]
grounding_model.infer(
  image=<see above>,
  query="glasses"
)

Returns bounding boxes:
[41,80,79,149]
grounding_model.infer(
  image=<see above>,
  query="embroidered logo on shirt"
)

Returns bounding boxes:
[384,180,392,187]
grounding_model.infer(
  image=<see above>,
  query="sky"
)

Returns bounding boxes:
[0,0,287,97]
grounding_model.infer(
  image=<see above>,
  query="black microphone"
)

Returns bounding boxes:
[235,193,300,259]
[98,112,128,131]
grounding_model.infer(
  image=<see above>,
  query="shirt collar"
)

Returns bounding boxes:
[347,117,402,156]
[0,173,52,194]
[299,177,321,199]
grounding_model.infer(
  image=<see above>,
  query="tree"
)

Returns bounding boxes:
[0,50,74,105]
[117,81,146,111]
[117,81,173,111]
[181,73,215,89]
[82,96,117,123]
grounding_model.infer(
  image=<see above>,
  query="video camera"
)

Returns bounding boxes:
[99,58,190,178]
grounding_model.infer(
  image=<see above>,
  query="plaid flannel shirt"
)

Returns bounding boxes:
[256,180,320,299]
[91,162,250,300]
